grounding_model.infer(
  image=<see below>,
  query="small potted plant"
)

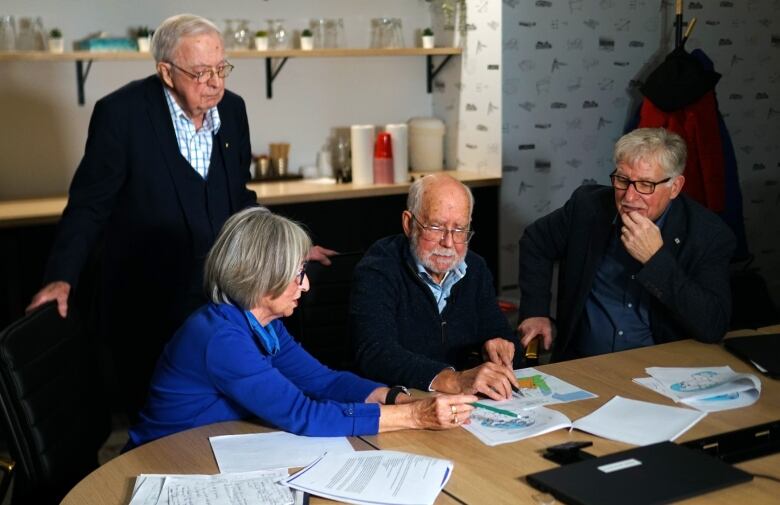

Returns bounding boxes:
[48,28,64,53]
[254,29,268,50]
[136,26,151,52]
[422,27,435,49]
[300,28,313,50]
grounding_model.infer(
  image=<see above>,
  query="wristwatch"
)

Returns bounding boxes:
[385,386,411,405]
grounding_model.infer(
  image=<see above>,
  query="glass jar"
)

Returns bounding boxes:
[267,19,289,49]
[0,15,16,51]
[234,19,250,49]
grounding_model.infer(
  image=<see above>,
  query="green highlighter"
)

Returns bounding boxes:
[469,402,520,418]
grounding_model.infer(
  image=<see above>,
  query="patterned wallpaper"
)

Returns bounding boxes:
[500,0,780,307]
[431,0,503,175]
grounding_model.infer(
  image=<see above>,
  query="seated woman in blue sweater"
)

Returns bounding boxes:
[128,207,477,447]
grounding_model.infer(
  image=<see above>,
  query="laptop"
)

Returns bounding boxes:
[526,441,752,505]
[724,333,780,378]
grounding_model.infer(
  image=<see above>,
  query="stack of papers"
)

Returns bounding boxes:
[284,450,453,505]
[209,432,354,473]
[129,469,295,505]
[633,366,762,412]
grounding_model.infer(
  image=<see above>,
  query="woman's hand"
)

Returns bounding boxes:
[378,394,477,432]
[410,394,477,430]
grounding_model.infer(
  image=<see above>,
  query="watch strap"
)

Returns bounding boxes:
[385,385,410,405]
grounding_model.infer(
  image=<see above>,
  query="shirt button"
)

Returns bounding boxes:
[630,275,636,280]
[627,303,633,308]
[618,330,624,336]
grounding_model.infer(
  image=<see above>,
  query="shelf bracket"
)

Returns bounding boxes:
[75,59,94,106]
[427,54,454,93]
[265,56,289,99]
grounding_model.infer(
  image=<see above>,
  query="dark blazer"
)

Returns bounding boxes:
[43,75,257,413]
[518,185,735,361]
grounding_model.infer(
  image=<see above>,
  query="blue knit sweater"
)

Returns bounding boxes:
[129,303,383,447]
[350,234,517,390]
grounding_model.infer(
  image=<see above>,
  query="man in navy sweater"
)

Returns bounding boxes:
[350,174,520,400]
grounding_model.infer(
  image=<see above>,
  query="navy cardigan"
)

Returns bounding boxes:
[350,234,517,390]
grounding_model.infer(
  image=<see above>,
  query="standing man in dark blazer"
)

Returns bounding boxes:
[26,14,332,418]
[517,128,735,361]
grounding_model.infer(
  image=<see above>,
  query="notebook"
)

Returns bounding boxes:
[724,333,780,378]
[526,441,752,505]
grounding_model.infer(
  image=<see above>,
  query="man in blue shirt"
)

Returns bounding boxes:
[517,128,735,361]
[351,174,520,400]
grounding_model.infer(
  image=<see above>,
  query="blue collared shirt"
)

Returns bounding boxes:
[163,86,221,178]
[577,204,672,356]
[411,249,468,313]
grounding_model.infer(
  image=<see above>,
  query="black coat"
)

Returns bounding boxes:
[518,185,735,361]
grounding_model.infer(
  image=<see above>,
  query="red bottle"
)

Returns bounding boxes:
[373,132,394,184]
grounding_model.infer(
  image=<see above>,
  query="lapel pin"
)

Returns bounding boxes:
[674,237,681,245]
[225,142,229,149]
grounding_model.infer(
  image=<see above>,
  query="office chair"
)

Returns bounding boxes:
[0,301,111,504]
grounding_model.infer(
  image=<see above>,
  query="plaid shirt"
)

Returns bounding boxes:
[163,87,221,178]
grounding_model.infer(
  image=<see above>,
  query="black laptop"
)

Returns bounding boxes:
[724,333,780,378]
[526,441,752,505]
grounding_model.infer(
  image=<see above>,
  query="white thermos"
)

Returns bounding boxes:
[350,124,375,185]
[385,123,409,183]
[408,117,445,171]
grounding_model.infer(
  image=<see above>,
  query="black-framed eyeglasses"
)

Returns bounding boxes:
[295,262,308,286]
[411,214,474,244]
[167,61,234,83]
[610,171,672,195]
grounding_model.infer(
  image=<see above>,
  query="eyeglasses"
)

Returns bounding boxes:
[167,61,234,83]
[295,262,308,286]
[610,171,672,195]
[411,214,474,244]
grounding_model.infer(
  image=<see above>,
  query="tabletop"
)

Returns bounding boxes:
[61,334,780,505]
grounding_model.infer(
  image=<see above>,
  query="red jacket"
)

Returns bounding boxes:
[638,91,725,212]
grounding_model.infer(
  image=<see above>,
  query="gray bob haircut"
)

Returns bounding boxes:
[151,14,222,63]
[204,207,312,310]
[407,174,475,219]
[613,128,687,178]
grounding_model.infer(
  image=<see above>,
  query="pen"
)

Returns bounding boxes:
[470,402,520,418]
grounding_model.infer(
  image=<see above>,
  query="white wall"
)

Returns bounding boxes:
[0,0,439,198]
[501,0,780,306]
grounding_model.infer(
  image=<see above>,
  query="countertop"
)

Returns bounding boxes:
[0,170,500,228]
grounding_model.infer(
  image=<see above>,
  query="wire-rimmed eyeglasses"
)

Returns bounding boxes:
[167,61,234,83]
[411,214,474,244]
[610,171,672,195]
[295,262,308,286]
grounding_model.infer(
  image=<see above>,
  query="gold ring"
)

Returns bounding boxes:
[451,405,457,415]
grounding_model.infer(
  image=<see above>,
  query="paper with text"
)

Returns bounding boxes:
[463,405,572,446]
[129,469,293,505]
[285,450,453,505]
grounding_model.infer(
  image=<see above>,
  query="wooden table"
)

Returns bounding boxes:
[363,339,780,505]
[62,338,779,505]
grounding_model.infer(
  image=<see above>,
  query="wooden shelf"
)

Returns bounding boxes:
[0,47,461,62]
[0,46,461,103]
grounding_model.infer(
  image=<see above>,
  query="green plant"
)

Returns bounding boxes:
[423,27,434,37]
[49,28,62,39]
[255,29,268,37]
[301,29,312,37]
[136,26,151,38]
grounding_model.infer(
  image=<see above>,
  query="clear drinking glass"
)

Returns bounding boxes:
[389,18,404,48]
[310,18,326,48]
[0,15,16,51]
[33,17,47,50]
[223,19,236,49]
[267,19,289,49]
[234,19,251,49]
[16,16,36,50]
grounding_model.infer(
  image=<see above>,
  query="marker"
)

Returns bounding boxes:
[470,402,520,418]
